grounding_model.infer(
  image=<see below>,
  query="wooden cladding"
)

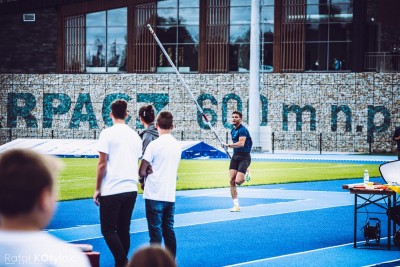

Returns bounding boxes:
[204,0,229,73]
[63,15,85,73]
[131,2,156,73]
[280,0,305,72]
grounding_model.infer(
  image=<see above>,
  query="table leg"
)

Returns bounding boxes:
[354,194,357,248]
[388,196,391,250]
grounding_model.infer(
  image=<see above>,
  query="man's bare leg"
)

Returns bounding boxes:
[230,170,245,211]
[229,169,238,200]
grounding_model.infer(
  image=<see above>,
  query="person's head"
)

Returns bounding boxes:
[139,105,156,126]
[128,245,176,267]
[156,111,173,130]
[0,149,63,229]
[110,99,128,120]
[232,111,242,127]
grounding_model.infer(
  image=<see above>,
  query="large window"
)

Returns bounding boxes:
[229,0,274,72]
[86,8,127,73]
[305,0,353,71]
[261,0,274,72]
[156,0,199,72]
[229,0,251,71]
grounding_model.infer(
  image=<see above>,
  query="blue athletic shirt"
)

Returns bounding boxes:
[231,124,253,153]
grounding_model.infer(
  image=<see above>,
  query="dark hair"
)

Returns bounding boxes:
[232,110,242,118]
[111,99,128,120]
[139,105,156,124]
[156,111,173,130]
[128,245,176,267]
[0,149,62,217]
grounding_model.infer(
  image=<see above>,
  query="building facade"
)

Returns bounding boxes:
[0,0,399,153]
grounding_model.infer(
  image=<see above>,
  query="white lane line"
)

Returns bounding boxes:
[48,188,355,243]
[224,238,393,267]
[224,242,353,267]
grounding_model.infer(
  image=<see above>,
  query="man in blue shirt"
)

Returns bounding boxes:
[224,111,252,212]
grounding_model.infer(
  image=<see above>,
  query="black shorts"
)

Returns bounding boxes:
[229,152,251,174]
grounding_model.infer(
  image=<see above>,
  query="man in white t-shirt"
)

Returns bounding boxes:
[139,111,181,258]
[0,149,90,267]
[94,99,142,267]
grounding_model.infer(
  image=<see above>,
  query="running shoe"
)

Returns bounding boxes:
[230,205,240,212]
[245,169,251,182]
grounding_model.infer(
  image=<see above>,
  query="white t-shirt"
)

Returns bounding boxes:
[0,230,90,267]
[142,133,181,202]
[98,123,142,196]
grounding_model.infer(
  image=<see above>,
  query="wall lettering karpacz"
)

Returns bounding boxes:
[6,92,391,135]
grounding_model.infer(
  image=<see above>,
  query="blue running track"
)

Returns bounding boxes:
[46,177,400,267]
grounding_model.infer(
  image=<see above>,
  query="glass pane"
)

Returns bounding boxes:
[108,8,127,26]
[158,0,177,8]
[261,24,274,42]
[156,26,177,43]
[107,27,127,44]
[231,0,251,6]
[107,44,126,71]
[177,44,198,72]
[229,44,250,72]
[330,3,353,22]
[260,43,273,72]
[86,11,106,27]
[86,44,106,68]
[230,25,250,43]
[305,23,328,41]
[331,0,352,3]
[261,6,274,24]
[329,23,352,41]
[157,8,178,25]
[261,0,274,6]
[329,42,351,70]
[306,5,329,22]
[179,8,199,25]
[305,42,328,71]
[230,7,251,24]
[86,28,106,45]
[156,45,177,72]
[179,0,199,8]
[178,25,199,43]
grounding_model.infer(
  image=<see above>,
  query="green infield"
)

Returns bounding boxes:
[57,158,381,201]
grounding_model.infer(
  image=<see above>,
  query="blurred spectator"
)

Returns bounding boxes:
[128,245,176,267]
[0,149,90,267]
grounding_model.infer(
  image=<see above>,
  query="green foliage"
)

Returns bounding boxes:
[57,158,381,201]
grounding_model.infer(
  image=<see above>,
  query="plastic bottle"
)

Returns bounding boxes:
[363,169,369,184]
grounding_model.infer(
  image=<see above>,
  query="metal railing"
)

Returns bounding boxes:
[365,52,400,73]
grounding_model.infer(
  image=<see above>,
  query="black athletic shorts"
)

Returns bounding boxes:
[229,152,251,174]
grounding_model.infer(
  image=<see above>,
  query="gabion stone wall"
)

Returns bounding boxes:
[0,73,399,153]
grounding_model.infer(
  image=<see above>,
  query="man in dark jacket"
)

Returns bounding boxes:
[139,105,159,154]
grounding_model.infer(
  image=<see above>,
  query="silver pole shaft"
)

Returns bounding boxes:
[147,24,231,158]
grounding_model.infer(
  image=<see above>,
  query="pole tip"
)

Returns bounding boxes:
[147,24,154,33]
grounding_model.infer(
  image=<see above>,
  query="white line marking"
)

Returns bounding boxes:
[224,242,353,266]
[224,238,391,267]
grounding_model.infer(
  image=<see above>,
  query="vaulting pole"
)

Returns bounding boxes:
[147,24,231,158]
